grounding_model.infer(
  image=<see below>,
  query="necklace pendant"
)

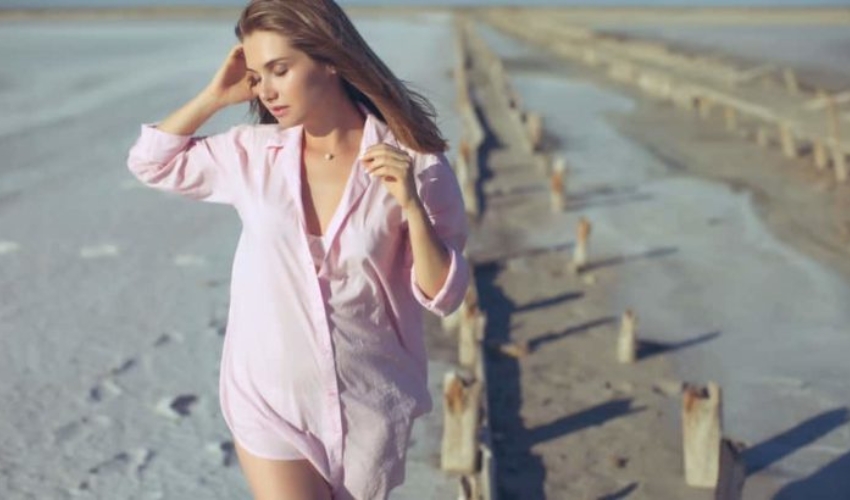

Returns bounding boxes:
[324,153,334,161]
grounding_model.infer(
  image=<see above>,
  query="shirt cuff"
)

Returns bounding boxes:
[410,244,468,317]
[134,123,194,164]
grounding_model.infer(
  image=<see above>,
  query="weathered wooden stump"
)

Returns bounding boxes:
[682,382,722,488]
[570,216,592,274]
[779,122,798,159]
[525,112,544,151]
[460,312,486,369]
[813,139,829,170]
[441,371,482,474]
[617,309,638,364]
[550,167,566,212]
[826,94,848,182]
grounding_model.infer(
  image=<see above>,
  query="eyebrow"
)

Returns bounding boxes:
[245,57,292,74]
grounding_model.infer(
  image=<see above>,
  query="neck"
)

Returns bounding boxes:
[302,89,366,156]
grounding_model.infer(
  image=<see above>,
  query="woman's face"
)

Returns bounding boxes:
[241,30,336,127]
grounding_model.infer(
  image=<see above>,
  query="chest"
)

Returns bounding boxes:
[300,151,359,236]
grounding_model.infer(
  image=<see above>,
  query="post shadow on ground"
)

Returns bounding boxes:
[581,246,678,274]
[636,330,721,361]
[598,482,639,500]
[743,407,849,477]
[525,398,646,447]
[514,290,584,315]
[773,448,850,500]
[476,262,545,500]
[528,315,618,352]
[564,190,655,213]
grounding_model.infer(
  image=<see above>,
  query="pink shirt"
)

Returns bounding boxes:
[126,109,469,499]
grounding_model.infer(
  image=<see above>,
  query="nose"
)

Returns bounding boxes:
[259,79,278,103]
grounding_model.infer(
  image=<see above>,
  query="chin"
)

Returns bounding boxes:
[275,112,304,129]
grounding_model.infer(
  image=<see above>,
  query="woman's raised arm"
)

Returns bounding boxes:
[126,45,255,204]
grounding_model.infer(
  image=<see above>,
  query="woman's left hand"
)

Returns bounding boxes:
[361,144,421,211]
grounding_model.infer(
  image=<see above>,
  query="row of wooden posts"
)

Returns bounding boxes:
[445,19,749,500]
[438,20,496,500]
[482,12,849,184]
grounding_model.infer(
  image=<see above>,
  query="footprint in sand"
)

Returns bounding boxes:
[155,394,198,419]
[0,241,20,255]
[206,440,237,467]
[80,244,120,259]
[88,357,139,403]
[84,448,155,482]
[153,331,185,347]
[88,378,123,402]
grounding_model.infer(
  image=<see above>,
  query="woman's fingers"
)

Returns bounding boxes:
[361,144,410,163]
[366,163,409,181]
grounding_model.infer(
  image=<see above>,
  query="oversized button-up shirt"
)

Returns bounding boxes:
[126,109,469,500]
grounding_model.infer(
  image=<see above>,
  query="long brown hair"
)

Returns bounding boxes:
[235,0,447,154]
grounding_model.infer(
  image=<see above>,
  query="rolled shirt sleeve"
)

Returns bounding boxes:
[408,152,471,317]
[126,123,249,205]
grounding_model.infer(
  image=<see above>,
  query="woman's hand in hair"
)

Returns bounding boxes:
[361,144,420,212]
[202,45,254,109]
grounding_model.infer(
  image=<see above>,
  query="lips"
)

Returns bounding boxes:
[268,105,288,117]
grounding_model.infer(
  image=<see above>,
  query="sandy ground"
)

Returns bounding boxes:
[0,13,460,499]
[471,20,850,499]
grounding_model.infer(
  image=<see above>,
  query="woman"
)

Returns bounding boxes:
[126,1,470,498]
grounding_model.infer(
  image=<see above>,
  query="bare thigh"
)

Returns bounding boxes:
[234,440,333,500]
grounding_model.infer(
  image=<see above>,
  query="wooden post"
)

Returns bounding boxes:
[724,107,738,132]
[525,112,543,151]
[506,83,522,110]
[779,122,798,159]
[783,68,799,94]
[441,371,482,474]
[570,216,591,274]
[617,309,637,363]
[833,147,848,183]
[715,439,746,500]
[813,139,829,170]
[479,444,496,500]
[826,93,848,182]
[457,153,477,217]
[682,382,722,489]
[550,165,566,212]
[459,312,485,369]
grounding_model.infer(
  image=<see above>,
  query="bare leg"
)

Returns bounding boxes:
[234,439,333,500]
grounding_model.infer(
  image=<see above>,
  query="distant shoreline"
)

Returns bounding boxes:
[1,6,850,24]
